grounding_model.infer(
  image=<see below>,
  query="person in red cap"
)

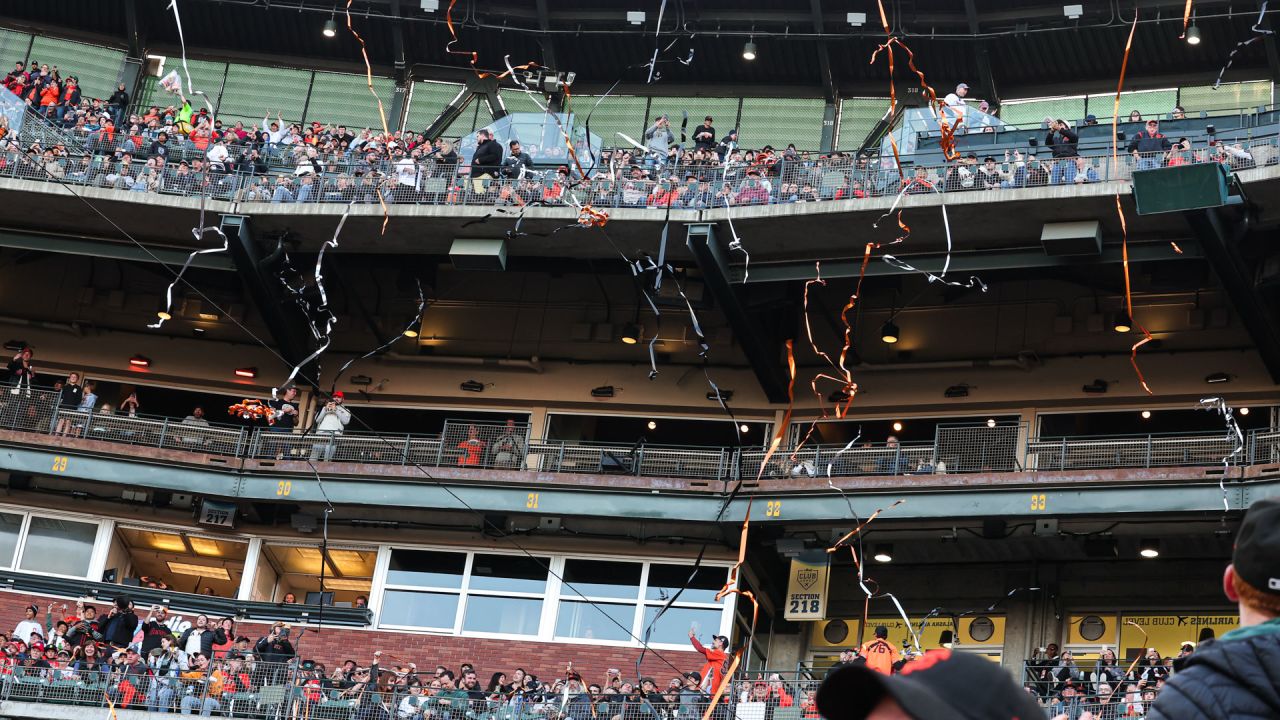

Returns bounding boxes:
[1148,496,1280,719]
[688,629,729,694]
[310,391,350,461]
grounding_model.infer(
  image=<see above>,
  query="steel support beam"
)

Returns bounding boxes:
[388,0,410,129]
[730,239,1202,284]
[963,0,999,106]
[535,0,559,70]
[687,223,790,403]
[809,0,838,151]
[1184,206,1280,382]
[0,230,234,269]
[221,215,318,386]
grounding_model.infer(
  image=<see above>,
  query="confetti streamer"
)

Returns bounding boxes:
[344,0,392,234]
[280,204,353,388]
[1103,621,1150,705]
[165,0,216,121]
[1199,396,1245,513]
[147,226,229,328]
[646,0,670,84]
[329,280,427,394]
[1179,0,1195,39]
[1111,12,1154,395]
[1213,2,1274,89]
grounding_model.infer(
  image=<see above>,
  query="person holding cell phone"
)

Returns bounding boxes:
[689,628,730,694]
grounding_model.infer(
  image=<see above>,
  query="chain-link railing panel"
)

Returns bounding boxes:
[133,58,228,117]
[835,97,888,151]
[305,71,398,131]
[217,64,312,127]
[404,80,467,135]
[1180,80,1272,114]
[738,97,825,152]
[27,36,125,102]
[998,96,1086,129]
[935,423,1023,473]
[440,420,531,470]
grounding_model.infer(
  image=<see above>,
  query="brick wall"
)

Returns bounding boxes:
[0,590,703,683]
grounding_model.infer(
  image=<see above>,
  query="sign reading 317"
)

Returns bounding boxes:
[784,550,831,621]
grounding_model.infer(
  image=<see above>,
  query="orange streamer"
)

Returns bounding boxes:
[827,499,904,553]
[755,339,798,481]
[343,0,391,235]
[445,0,540,81]
[700,650,743,720]
[1111,12,1154,395]
[1180,0,1194,39]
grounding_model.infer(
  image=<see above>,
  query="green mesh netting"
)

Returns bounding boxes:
[738,97,825,150]
[836,97,889,151]
[28,36,124,101]
[216,63,311,127]
[1179,81,1272,114]
[305,71,397,130]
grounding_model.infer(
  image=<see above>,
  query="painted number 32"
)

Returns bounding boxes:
[765,500,782,517]
[1030,493,1048,511]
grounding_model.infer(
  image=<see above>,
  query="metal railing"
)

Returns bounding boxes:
[3,386,1276,483]
[3,121,1277,211]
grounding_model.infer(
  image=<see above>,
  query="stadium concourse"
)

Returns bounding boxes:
[0,0,1279,719]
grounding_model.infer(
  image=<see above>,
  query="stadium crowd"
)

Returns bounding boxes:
[0,62,1270,210]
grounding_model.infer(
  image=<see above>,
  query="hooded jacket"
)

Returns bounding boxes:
[1147,620,1280,720]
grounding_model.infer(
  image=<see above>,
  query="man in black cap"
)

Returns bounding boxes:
[859,626,900,676]
[1148,496,1280,719]
[817,648,1044,720]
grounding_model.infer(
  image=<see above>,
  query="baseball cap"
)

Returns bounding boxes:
[957,83,970,89]
[1085,114,1097,123]
[684,671,701,683]
[818,649,1044,720]
[1233,496,1280,594]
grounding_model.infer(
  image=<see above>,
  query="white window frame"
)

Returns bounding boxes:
[377,545,733,649]
[0,502,110,580]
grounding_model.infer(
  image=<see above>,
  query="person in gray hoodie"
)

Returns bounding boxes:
[309,391,351,461]
[643,115,675,169]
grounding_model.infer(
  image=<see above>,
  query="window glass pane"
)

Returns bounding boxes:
[555,600,635,642]
[642,605,723,646]
[21,516,96,577]
[462,595,541,635]
[562,559,641,599]
[386,550,466,588]
[468,554,547,593]
[0,512,20,568]
[646,565,727,603]
[378,590,458,629]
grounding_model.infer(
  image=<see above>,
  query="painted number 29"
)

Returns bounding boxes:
[1030,493,1047,511]
[50,456,68,472]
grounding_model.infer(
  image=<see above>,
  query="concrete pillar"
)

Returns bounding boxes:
[766,631,806,673]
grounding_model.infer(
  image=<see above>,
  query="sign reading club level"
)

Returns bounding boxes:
[784,550,831,621]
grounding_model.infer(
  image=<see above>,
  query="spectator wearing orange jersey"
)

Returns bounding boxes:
[859,626,900,675]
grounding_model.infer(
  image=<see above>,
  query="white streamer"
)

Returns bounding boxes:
[280,204,353,387]
[147,227,229,329]
[1199,396,1246,513]
[166,0,217,122]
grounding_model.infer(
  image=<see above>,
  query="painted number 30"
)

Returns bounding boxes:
[276,481,292,496]
[1030,493,1047,511]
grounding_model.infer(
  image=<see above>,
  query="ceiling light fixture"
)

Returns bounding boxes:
[1141,410,1152,419]
[166,561,231,580]
[1204,372,1231,384]
[403,328,419,338]
[986,418,997,428]
[880,320,900,344]
[872,544,893,563]
[318,577,372,591]
[1185,22,1201,45]
[739,424,750,433]
[1239,407,1250,416]
[1113,314,1132,333]
[892,421,904,432]
[742,39,757,61]
[234,367,257,379]
[129,355,152,368]
[323,17,338,38]
[621,322,640,345]
[647,420,657,430]
[156,309,172,321]
[1138,538,1160,559]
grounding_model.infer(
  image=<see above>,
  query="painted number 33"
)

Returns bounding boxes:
[1030,493,1048,511]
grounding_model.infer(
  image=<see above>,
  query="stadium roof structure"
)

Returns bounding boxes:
[2,0,1274,97]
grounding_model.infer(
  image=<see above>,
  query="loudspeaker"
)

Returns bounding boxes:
[1132,162,1231,215]
[1041,221,1102,256]
[449,238,507,271]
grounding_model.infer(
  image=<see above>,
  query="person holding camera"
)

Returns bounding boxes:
[141,605,176,654]
[310,391,352,461]
[643,115,675,169]
[178,615,227,659]
[95,596,139,649]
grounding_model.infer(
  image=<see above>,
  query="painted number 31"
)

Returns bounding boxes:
[1030,493,1047,511]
